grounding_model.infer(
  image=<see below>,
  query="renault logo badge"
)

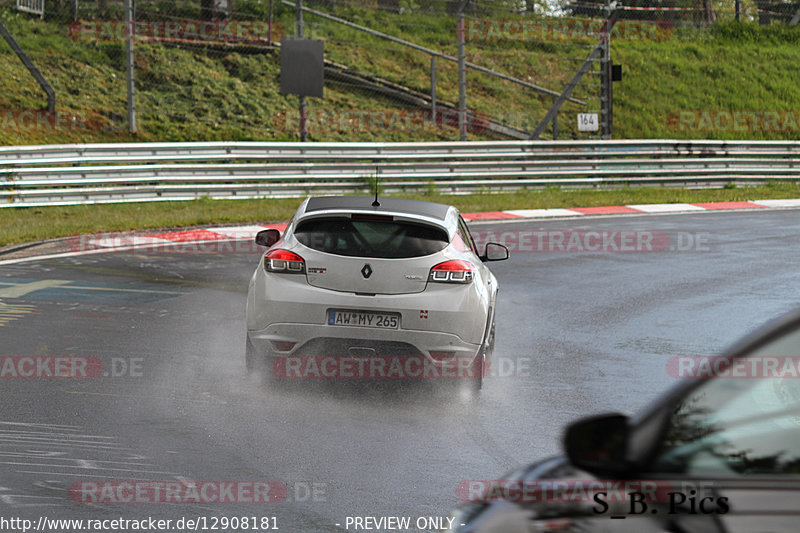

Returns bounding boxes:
[361,264,373,279]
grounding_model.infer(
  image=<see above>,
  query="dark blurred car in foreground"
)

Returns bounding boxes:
[446,308,800,533]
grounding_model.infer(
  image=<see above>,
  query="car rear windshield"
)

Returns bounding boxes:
[294,217,449,258]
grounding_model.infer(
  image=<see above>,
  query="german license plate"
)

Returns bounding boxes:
[327,310,399,329]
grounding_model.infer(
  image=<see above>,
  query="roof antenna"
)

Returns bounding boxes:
[371,171,380,207]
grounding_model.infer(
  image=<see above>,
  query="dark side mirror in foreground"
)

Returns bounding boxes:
[255,229,281,248]
[563,413,630,477]
[482,242,509,262]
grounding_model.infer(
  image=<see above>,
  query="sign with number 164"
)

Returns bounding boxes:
[577,113,599,132]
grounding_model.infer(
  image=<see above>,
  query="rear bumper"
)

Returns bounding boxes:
[247,322,481,362]
[246,269,491,353]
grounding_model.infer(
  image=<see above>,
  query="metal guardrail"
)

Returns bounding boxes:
[2,140,800,207]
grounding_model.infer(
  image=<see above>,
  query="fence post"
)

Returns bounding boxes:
[430,55,437,126]
[600,0,612,140]
[456,0,468,141]
[124,0,136,133]
[297,0,307,142]
[268,0,274,42]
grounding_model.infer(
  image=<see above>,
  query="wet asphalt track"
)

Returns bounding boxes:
[0,209,799,532]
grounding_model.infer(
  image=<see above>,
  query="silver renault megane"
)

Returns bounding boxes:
[245,196,509,389]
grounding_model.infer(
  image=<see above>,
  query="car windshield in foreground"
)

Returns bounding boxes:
[294,216,449,258]
[652,373,800,477]
[653,321,800,478]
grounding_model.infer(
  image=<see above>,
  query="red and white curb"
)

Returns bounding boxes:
[460,199,800,222]
[1,198,799,265]
[86,223,289,249]
[82,198,799,249]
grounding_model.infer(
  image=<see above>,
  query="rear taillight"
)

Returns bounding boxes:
[264,249,305,274]
[429,260,475,284]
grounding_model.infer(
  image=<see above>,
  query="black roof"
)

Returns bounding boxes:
[304,196,452,221]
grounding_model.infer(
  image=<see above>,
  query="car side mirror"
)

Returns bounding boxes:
[255,229,281,248]
[563,413,630,477]
[482,242,509,262]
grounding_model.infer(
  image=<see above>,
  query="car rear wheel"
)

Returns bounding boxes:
[245,336,269,383]
[484,320,496,361]
[477,320,496,386]
[453,353,484,402]
[461,321,493,397]
[470,353,485,391]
